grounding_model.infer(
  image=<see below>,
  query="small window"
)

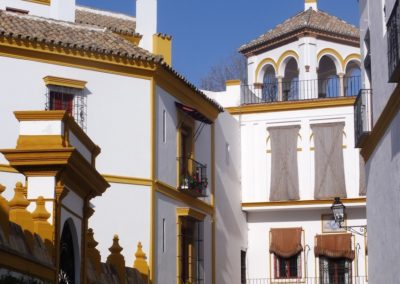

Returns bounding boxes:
[241,250,246,284]
[319,257,352,284]
[45,85,87,131]
[162,109,167,143]
[274,253,301,279]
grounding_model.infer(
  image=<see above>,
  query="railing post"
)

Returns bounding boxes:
[277,76,283,101]
[338,73,345,97]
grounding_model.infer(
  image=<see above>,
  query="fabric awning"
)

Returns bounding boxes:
[315,234,355,260]
[270,228,303,258]
[175,102,212,124]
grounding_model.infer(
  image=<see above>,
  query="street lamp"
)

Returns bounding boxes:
[331,197,367,236]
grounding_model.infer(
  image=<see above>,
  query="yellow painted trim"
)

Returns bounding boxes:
[317,48,345,72]
[343,54,362,70]
[211,123,216,284]
[242,198,366,208]
[176,207,206,221]
[120,34,142,46]
[153,34,172,66]
[0,164,18,173]
[16,135,65,150]
[277,50,300,74]
[155,181,213,215]
[150,78,156,283]
[0,37,155,80]
[23,0,50,5]
[254,57,278,82]
[225,80,241,86]
[361,84,400,161]
[305,0,317,3]
[43,76,87,89]
[227,97,356,115]
[102,174,152,186]
[14,110,68,121]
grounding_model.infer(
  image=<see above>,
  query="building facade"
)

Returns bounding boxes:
[207,0,368,283]
[356,0,400,283]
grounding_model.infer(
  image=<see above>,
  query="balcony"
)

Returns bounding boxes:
[387,1,400,82]
[241,76,361,105]
[354,89,373,148]
[178,157,208,198]
[246,276,368,283]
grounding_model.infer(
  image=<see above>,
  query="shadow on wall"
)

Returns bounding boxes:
[214,113,248,283]
[391,112,400,160]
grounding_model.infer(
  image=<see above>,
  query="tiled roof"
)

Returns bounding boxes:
[0,10,160,62]
[75,6,137,36]
[0,10,223,112]
[239,8,360,53]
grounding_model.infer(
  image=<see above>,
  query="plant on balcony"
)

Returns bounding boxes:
[180,172,208,196]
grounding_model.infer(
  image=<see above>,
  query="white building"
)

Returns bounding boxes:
[356,0,400,283]
[0,0,248,283]
[207,0,367,282]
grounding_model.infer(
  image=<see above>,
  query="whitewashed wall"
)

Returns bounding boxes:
[360,0,400,282]
[156,85,213,203]
[246,207,367,280]
[0,55,152,264]
[155,192,213,284]
[214,112,248,284]
[240,106,361,202]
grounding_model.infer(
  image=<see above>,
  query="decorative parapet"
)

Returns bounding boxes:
[0,184,9,240]
[32,196,53,253]
[133,242,149,281]
[87,228,102,273]
[106,234,126,283]
[9,182,34,250]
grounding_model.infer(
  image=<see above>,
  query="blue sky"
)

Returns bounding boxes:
[76,0,359,87]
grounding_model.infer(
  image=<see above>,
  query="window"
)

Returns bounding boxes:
[319,257,352,284]
[44,76,87,131]
[274,254,301,279]
[241,250,246,284]
[178,216,204,284]
[162,109,167,143]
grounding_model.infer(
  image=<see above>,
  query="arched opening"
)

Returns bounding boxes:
[344,61,361,96]
[59,219,79,284]
[282,57,299,101]
[318,55,340,98]
[262,65,278,102]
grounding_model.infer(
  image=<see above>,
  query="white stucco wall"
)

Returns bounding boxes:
[214,112,248,284]
[239,106,361,203]
[89,183,151,266]
[155,192,213,284]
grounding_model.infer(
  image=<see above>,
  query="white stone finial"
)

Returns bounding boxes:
[305,0,318,11]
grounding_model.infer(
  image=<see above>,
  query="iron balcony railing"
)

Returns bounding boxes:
[246,276,368,284]
[178,157,208,198]
[354,89,373,148]
[387,0,400,82]
[241,76,361,105]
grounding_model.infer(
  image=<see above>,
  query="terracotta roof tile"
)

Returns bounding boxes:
[75,7,137,35]
[239,8,360,53]
[0,10,159,62]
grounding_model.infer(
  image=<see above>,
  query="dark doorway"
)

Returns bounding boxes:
[59,220,76,284]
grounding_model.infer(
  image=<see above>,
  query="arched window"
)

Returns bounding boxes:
[262,66,278,102]
[318,56,340,98]
[282,58,299,101]
[59,219,78,284]
[344,61,361,97]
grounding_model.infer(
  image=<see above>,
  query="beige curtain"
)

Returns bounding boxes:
[270,228,303,258]
[312,123,347,200]
[359,153,367,196]
[268,125,300,201]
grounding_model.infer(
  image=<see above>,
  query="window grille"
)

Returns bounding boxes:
[274,253,302,279]
[319,257,352,284]
[45,85,87,131]
[178,217,204,284]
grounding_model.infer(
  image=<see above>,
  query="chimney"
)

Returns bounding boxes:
[136,0,157,52]
[51,0,76,22]
[305,0,317,11]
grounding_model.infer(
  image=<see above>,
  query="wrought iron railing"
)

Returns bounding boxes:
[246,276,368,284]
[178,157,208,198]
[241,76,361,105]
[354,89,372,148]
[387,0,400,82]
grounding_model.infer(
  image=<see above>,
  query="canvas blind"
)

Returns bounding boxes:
[359,154,367,196]
[314,234,355,260]
[270,228,303,258]
[311,122,346,200]
[268,125,300,201]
